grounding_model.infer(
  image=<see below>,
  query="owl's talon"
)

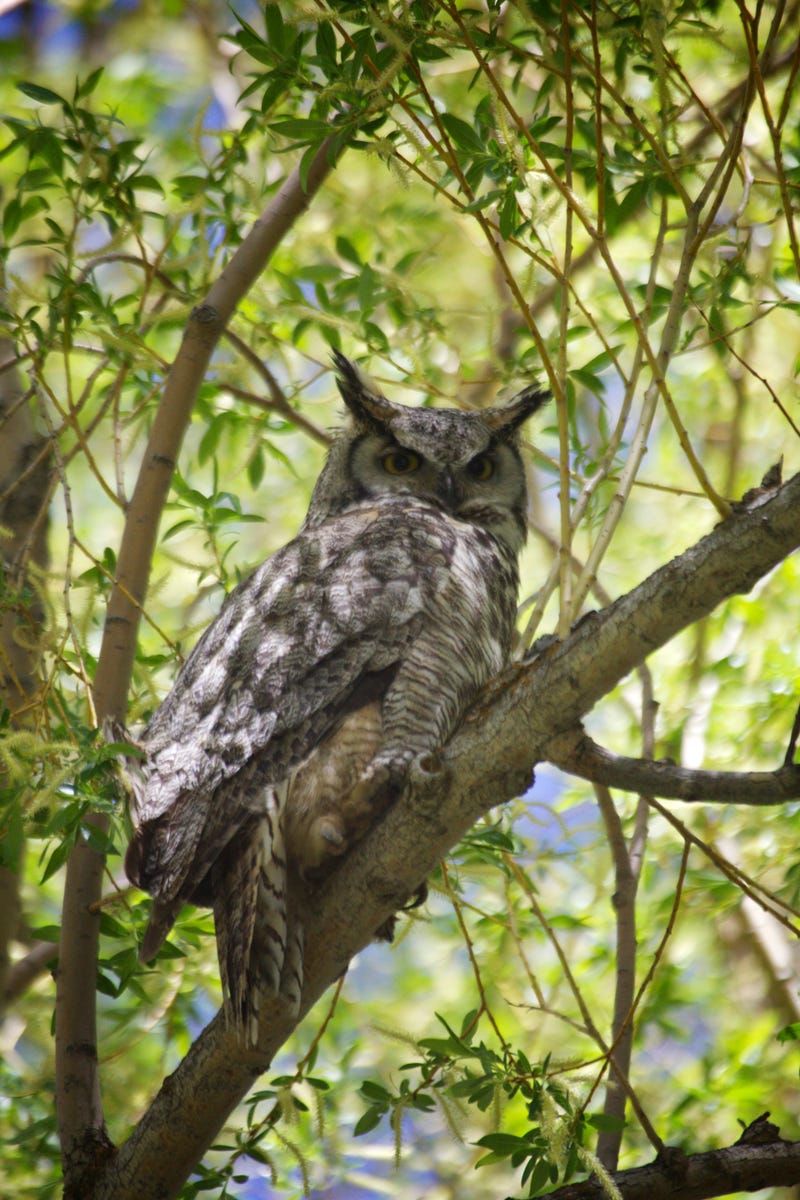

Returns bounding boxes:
[319,819,346,850]
[307,814,348,867]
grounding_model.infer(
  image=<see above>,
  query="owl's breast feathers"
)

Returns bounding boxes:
[124,496,518,988]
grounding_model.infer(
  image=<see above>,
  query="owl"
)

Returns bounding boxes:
[123,352,548,1036]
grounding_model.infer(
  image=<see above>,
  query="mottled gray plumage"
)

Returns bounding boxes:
[124,353,548,1033]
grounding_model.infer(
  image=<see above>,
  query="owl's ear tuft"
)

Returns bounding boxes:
[484,385,551,438]
[332,351,399,431]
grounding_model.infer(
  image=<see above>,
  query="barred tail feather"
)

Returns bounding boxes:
[215,784,300,1039]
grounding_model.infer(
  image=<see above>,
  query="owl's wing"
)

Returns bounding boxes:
[126,501,448,908]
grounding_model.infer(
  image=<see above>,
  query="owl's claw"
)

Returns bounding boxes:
[305,813,348,869]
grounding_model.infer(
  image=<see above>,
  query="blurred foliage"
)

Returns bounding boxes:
[1,0,799,1197]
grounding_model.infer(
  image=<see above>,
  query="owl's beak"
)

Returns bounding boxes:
[436,469,458,508]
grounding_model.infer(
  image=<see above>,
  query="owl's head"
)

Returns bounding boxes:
[304,352,549,555]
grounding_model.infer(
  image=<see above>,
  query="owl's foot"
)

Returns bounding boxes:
[309,811,347,868]
[296,763,394,878]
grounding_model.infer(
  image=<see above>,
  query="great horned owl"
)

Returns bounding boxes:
[124,352,548,1033]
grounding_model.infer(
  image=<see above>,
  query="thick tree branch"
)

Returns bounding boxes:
[541,1119,800,1199]
[0,324,51,1022]
[98,473,800,1200]
[55,132,344,1198]
[90,133,341,727]
[546,728,800,804]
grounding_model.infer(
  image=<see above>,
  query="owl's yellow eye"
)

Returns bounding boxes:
[382,449,421,475]
[467,454,494,481]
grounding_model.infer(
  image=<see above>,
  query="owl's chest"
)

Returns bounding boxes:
[418,518,518,659]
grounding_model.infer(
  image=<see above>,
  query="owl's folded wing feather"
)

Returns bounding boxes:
[125,500,449,918]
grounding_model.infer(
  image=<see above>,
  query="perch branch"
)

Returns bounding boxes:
[97,473,800,1200]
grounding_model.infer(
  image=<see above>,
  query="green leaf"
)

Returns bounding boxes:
[162,518,196,541]
[270,116,330,142]
[3,196,21,239]
[99,913,132,939]
[32,132,64,175]
[439,112,485,156]
[40,834,75,883]
[172,175,208,199]
[316,20,337,67]
[474,1131,530,1155]
[586,1111,625,1132]
[198,414,225,465]
[76,68,104,99]
[96,970,121,998]
[263,3,286,53]
[354,1107,384,1136]
[27,925,61,944]
[247,444,265,490]
[336,235,361,266]
[498,188,520,239]
[304,1076,330,1091]
[17,82,64,105]
[131,174,164,194]
[523,1158,556,1192]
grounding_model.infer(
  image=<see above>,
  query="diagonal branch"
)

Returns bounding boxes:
[90,132,342,727]
[55,132,345,1198]
[546,727,800,804]
[4,939,58,1003]
[98,473,800,1200]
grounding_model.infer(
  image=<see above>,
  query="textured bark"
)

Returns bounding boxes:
[0,332,51,1021]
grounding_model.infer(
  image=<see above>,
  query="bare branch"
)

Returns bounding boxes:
[5,939,57,1003]
[595,673,656,1169]
[594,783,636,1169]
[546,728,800,804]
